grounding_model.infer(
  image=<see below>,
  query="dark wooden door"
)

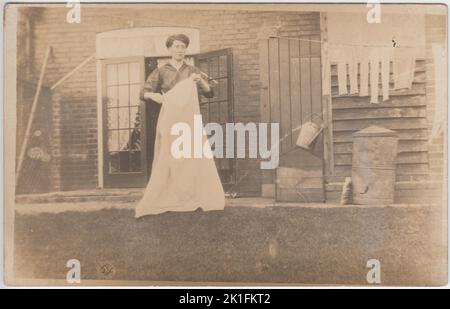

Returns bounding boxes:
[259,37,325,202]
[194,48,236,191]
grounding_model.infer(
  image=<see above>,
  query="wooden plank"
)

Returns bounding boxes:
[310,34,321,56]
[332,117,428,131]
[276,176,324,189]
[262,184,275,198]
[396,175,428,182]
[258,41,270,120]
[397,139,431,152]
[268,38,280,187]
[333,163,429,177]
[320,12,334,177]
[300,38,312,122]
[279,38,292,153]
[396,181,443,190]
[258,39,273,187]
[279,147,322,168]
[322,95,334,174]
[397,163,429,175]
[397,151,428,164]
[331,82,426,97]
[277,166,322,178]
[334,140,429,154]
[333,107,426,120]
[276,141,325,202]
[332,95,426,110]
[268,38,281,132]
[333,129,429,143]
[330,71,426,85]
[334,152,428,165]
[395,189,442,198]
[311,56,323,156]
[289,39,302,146]
[325,192,341,203]
[276,188,325,203]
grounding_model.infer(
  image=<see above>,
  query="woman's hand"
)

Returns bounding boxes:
[191,73,211,92]
[191,73,203,83]
[144,92,163,104]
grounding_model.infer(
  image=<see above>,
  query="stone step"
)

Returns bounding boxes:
[15,188,145,204]
[15,188,243,204]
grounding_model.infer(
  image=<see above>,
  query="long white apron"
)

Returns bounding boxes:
[135,76,225,217]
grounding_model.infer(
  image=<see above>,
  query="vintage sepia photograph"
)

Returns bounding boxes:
[3,2,448,286]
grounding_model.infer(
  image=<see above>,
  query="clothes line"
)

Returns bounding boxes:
[268,35,425,49]
[51,54,95,90]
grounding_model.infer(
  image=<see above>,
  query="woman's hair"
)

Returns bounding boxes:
[166,34,190,48]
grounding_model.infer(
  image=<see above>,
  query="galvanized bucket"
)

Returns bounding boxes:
[296,113,324,150]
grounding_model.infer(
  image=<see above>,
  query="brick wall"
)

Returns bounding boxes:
[25,5,320,193]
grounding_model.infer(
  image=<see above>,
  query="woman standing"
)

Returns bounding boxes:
[135,34,225,217]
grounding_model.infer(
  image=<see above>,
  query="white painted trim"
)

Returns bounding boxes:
[96,27,200,59]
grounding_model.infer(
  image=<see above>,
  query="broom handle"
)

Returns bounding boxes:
[16,46,51,187]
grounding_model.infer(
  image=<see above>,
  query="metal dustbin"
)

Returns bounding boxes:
[351,126,398,205]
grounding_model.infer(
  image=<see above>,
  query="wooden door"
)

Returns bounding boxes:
[194,48,236,191]
[259,36,325,202]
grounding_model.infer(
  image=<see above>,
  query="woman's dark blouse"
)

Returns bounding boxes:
[139,61,214,101]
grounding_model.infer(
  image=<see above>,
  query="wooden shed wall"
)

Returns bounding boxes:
[325,60,431,203]
[330,60,428,181]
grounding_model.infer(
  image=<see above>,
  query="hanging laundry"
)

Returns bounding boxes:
[348,48,359,94]
[393,47,416,90]
[359,47,370,97]
[337,61,348,95]
[369,49,380,104]
[380,47,392,101]
[332,46,351,95]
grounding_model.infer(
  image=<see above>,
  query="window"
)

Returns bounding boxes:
[102,57,148,187]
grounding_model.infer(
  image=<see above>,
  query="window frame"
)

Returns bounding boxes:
[101,56,148,188]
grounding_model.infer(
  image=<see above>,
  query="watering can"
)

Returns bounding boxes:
[296,113,324,150]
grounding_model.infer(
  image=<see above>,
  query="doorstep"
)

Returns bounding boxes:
[15,188,257,204]
[15,188,145,204]
[13,189,429,215]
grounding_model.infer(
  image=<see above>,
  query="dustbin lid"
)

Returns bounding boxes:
[352,125,398,137]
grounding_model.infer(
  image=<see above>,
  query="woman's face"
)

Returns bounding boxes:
[169,40,187,61]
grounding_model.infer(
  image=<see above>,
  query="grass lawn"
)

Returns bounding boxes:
[13,205,446,285]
